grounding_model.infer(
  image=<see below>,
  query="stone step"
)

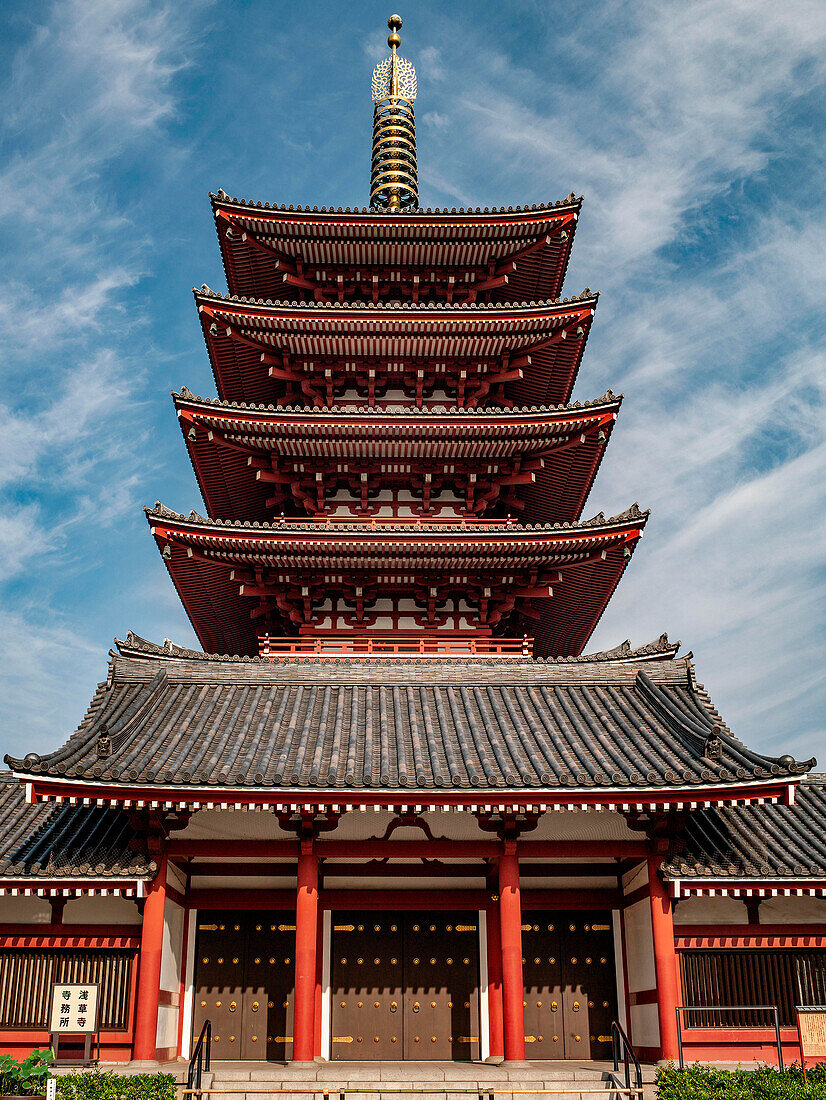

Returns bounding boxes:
[190,1073,645,1100]
[182,1089,642,1100]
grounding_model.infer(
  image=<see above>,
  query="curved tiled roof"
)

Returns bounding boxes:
[210,190,583,218]
[5,651,813,793]
[663,776,826,880]
[0,774,154,879]
[172,385,621,418]
[145,499,648,533]
[195,285,599,311]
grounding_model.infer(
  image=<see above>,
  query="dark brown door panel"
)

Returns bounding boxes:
[331,913,404,1059]
[523,910,618,1060]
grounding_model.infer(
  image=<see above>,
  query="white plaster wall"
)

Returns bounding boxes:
[622,861,649,895]
[673,895,748,925]
[171,808,296,841]
[180,910,197,1057]
[189,875,296,890]
[156,1004,178,1051]
[529,810,639,842]
[0,895,51,923]
[156,898,185,1050]
[172,806,642,845]
[624,899,656,993]
[630,1003,659,1048]
[160,898,184,992]
[760,896,826,924]
[166,862,187,893]
[63,896,141,924]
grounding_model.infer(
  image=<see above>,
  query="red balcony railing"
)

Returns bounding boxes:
[257,631,533,660]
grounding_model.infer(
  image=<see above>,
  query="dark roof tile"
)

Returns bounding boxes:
[4,647,813,793]
[0,774,154,879]
[663,776,826,879]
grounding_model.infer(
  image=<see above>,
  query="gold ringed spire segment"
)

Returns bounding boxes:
[370,14,419,212]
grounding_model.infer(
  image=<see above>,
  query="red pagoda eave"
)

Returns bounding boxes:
[145,503,646,658]
[18,776,797,813]
[173,389,621,523]
[195,290,597,407]
[212,195,580,303]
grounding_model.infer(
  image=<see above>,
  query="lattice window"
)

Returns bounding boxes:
[680,950,826,1027]
[0,950,134,1030]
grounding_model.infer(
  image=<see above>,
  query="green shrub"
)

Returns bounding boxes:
[55,1071,176,1100]
[0,1050,53,1096]
[656,1063,826,1099]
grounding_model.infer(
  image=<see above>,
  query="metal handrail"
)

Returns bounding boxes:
[186,1019,211,1100]
[676,1004,783,1070]
[612,1019,644,1096]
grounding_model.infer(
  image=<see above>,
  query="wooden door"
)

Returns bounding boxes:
[521,914,564,1058]
[403,914,479,1061]
[330,914,404,1059]
[192,915,248,1058]
[242,918,296,1061]
[560,913,617,1060]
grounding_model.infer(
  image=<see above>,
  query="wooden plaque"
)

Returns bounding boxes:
[797,1007,826,1059]
[49,983,100,1033]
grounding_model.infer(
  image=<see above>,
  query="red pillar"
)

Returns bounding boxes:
[498,842,526,1062]
[486,901,505,1060]
[133,853,167,1061]
[648,855,680,1061]
[293,840,319,1063]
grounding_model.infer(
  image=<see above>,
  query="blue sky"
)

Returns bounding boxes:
[1,0,824,764]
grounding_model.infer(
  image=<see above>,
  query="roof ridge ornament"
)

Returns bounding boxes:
[370,15,418,212]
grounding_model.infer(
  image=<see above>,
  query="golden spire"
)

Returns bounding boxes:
[370,14,419,212]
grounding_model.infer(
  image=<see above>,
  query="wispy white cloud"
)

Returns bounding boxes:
[0,0,198,755]
[407,0,826,755]
[0,609,104,759]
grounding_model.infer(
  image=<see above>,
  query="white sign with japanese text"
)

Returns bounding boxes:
[49,984,100,1033]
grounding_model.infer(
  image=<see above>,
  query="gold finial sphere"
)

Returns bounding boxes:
[388,14,403,31]
[388,14,402,48]
[388,32,401,48]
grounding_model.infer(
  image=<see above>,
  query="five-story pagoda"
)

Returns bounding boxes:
[3,16,820,1076]
[149,15,645,661]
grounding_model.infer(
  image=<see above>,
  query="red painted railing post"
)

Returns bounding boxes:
[293,840,319,1063]
[648,855,680,1061]
[133,853,167,1061]
[499,842,526,1062]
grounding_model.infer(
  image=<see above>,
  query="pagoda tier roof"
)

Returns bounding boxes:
[662,777,826,881]
[195,288,597,408]
[6,649,813,804]
[0,773,154,882]
[173,388,620,524]
[146,502,648,659]
[211,190,580,304]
